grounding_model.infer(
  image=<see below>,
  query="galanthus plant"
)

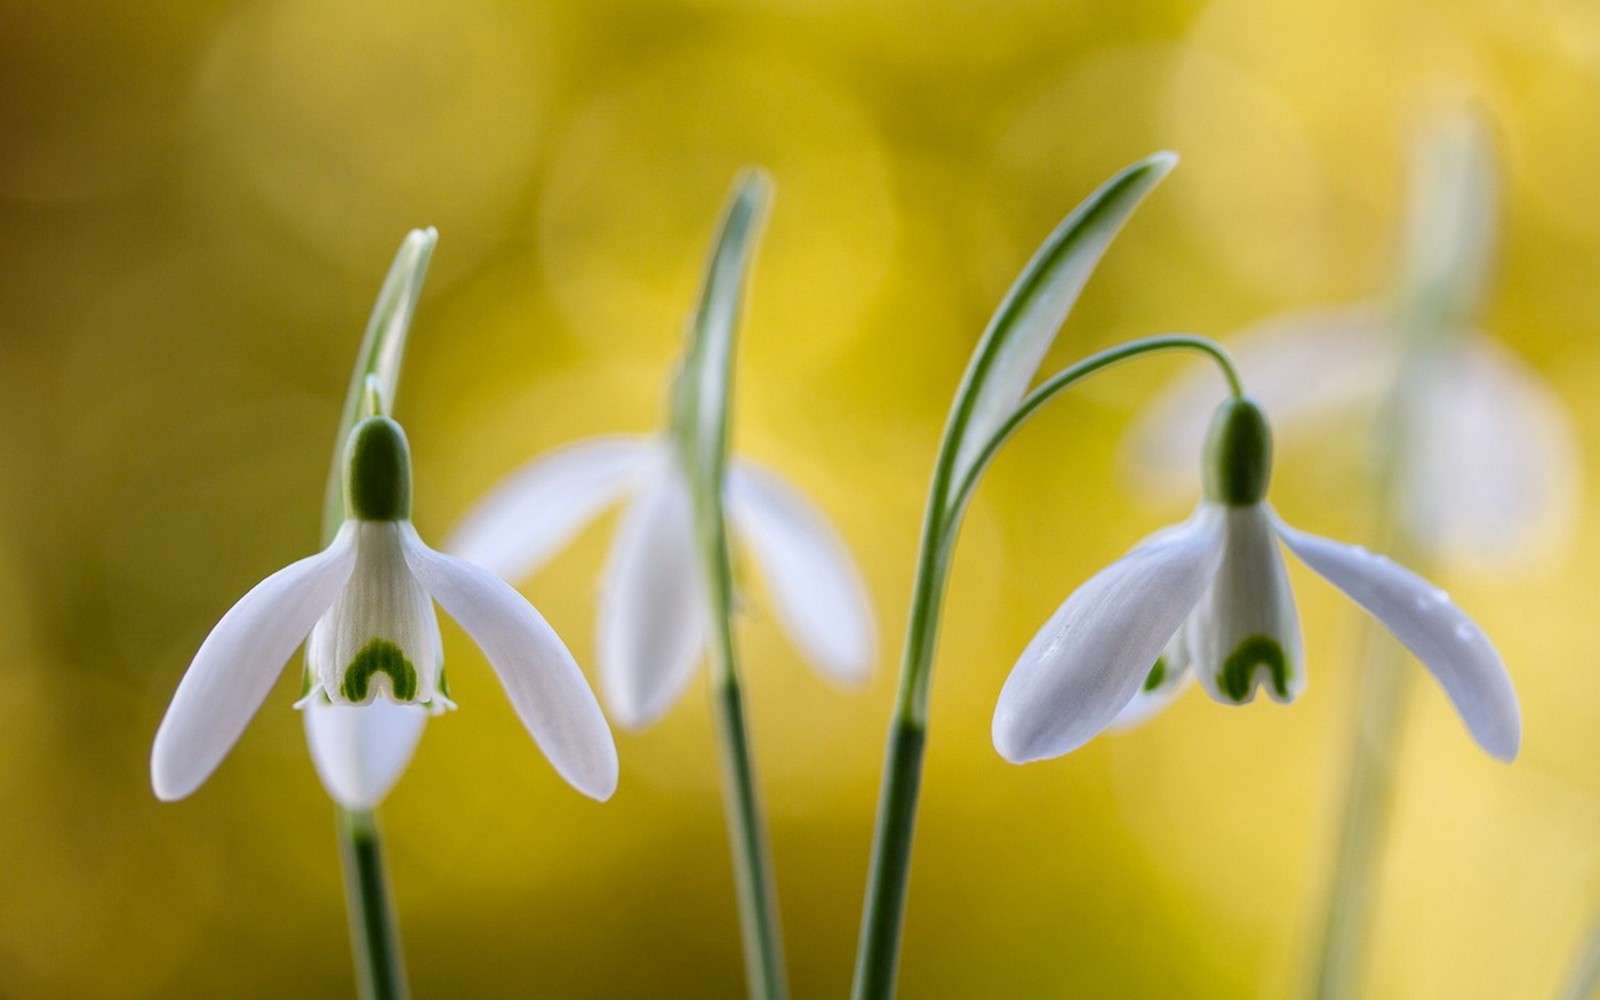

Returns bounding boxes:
[850,153,1216,999]
[151,230,616,1000]
[991,394,1520,763]
[449,173,859,1000]
[151,398,618,805]
[1122,113,1577,573]
[846,150,1520,1000]
[1118,110,1564,1000]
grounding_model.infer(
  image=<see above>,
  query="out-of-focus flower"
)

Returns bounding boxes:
[447,435,874,729]
[1123,112,1579,572]
[1120,311,1579,570]
[993,397,1520,764]
[151,413,619,806]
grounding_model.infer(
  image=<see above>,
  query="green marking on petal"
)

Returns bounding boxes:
[341,638,419,703]
[345,416,412,521]
[1143,657,1167,693]
[1217,634,1289,703]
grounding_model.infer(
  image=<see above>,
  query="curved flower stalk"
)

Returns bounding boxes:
[447,437,875,728]
[849,153,1225,1000]
[992,395,1521,763]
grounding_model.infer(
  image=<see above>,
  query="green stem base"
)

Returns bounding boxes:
[337,807,410,1000]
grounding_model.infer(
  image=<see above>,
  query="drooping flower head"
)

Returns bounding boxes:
[152,392,619,806]
[1122,111,1578,573]
[993,394,1520,763]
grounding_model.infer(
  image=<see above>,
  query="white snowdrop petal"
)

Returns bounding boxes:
[726,461,875,684]
[303,699,428,809]
[445,436,662,582]
[401,525,619,800]
[1189,505,1304,706]
[992,505,1226,762]
[1275,520,1520,761]
[597,470,707,730]
[1108,625,1195,731]
[1400,335,1580,569]
[151,524,359,801]
[1121,308,1397,499]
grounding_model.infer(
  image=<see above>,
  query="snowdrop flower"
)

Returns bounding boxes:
[1121,312,1578,571]
[152,412,619,805]
[992,395,1520,764]
[1123,111,1578,571]
[447,435,874,729]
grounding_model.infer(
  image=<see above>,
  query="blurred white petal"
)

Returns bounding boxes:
[597,469,706,730]
[303,699,428,809]
[151,524,358,801]
[1120,307,1396,500]
[401,524,619,800]
[1276,520,1520,761]
[993,505,1226,762]
[1400,335,1580,570]
[445,436,662,581]
[1190,504,1304,706]
[727,461,875,685]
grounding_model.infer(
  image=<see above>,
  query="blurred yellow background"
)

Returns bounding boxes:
[2,0,1598,996]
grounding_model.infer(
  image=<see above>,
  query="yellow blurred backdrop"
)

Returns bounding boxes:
[1,0,1598,996]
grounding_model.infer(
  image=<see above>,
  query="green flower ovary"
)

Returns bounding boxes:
[1202,397,1273,506]
[340,638,419,702]
[1217,635,1289,703]
[345,416,412,521]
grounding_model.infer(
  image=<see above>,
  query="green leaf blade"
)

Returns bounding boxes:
[322,227,438,542]
[673,170,773,510]
[942,153,1176,505]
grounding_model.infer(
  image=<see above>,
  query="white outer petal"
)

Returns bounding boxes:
[1400,336,1580,569]
[597,468,707,730]
[1108,625,1195,731]
[726,461,875,685]
[1120,307,1397,499]
[400,524,619,800]
[303,699,428,809]
[152,524,358,801]
[444,436,662,582]
[992,505,1226,762]
[1189,504,1304,706]
[1275,520,1520,761]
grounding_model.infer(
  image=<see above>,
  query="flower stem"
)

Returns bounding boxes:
[708,621,789,1000]
[337,807,411,1000]
[850,334,1238,999]
[1305,638,1414,1000]
[1557,910,1600,1000]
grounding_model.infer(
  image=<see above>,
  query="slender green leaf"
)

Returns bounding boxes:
[321,228,438,541]
[943,153,1175,502]
[670,171,787,1000]
[671,170,772,510]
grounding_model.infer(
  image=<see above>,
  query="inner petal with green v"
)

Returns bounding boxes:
[341,638,419,702]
